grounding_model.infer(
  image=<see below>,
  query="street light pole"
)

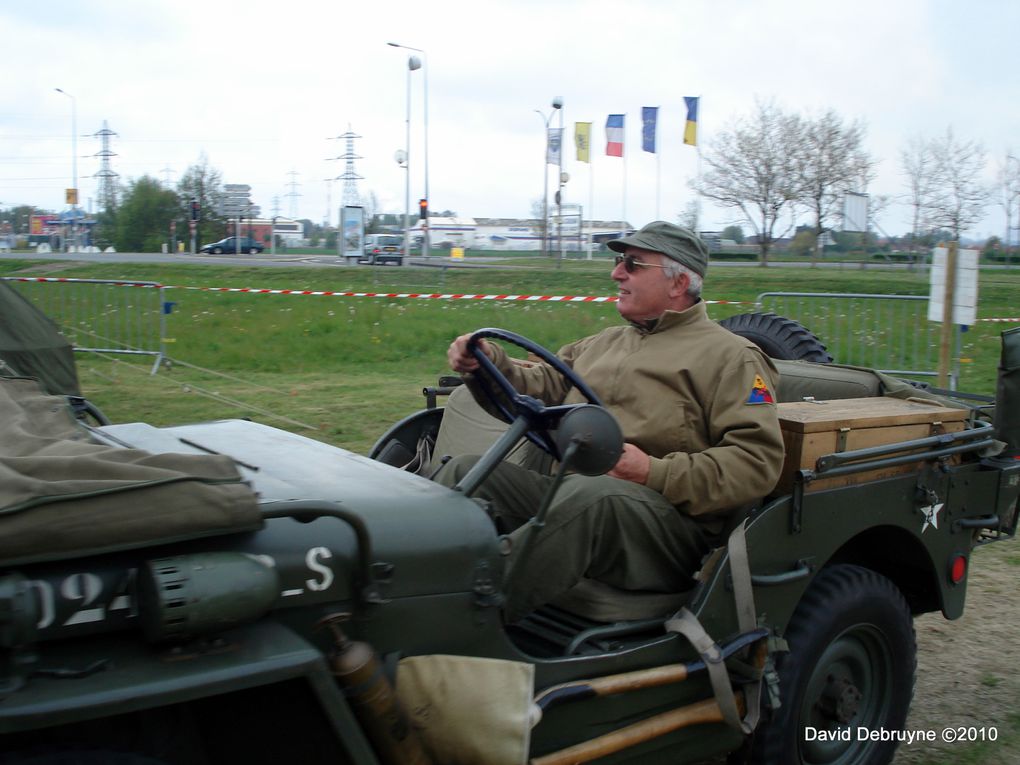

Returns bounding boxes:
[389,42,428,258]
[54,88,77,252]
[534,97,562,259]
[557,103,565,265]
[392,52,419,264]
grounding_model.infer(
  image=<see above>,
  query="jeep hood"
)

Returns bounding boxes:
[92,419,502,603]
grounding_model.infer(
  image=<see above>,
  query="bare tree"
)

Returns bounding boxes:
[795,110,874,265]
[899,135,935,262]
[693,100,802,265]
[996,151,1020,252]
[925,127,988,241]
[678,200,699,232]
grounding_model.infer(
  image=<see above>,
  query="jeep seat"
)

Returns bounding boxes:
[549,577,692,622]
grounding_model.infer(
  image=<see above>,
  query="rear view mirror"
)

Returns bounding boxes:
[555,405,623,476]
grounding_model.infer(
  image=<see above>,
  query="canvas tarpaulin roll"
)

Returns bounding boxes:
[0,377,262,566]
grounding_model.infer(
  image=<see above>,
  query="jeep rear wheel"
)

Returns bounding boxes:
[719,312,833,362]
[751,564,916,765]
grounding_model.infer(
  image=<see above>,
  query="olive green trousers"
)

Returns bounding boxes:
[436,456,711,622]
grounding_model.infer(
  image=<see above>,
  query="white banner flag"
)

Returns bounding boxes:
[546,128,563,165]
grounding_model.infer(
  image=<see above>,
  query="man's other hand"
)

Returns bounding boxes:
[608,443,651,485]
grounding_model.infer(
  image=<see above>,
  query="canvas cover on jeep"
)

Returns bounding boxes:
[0,377,262,566]
[0,281,80,396]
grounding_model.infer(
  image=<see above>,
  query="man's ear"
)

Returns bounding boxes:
[667,271,690,299]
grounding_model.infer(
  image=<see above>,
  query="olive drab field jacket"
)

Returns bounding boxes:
[482,302,785,528]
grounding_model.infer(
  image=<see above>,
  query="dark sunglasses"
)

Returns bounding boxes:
[614,254,670,274]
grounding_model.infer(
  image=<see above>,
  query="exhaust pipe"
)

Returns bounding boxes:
[995,327,1020,458]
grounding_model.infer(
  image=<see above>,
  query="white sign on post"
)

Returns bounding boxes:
[927,247,979,325]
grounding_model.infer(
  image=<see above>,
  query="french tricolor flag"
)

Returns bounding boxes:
[605,114,625,157]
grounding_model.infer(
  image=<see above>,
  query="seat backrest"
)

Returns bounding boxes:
[773,359,881,403]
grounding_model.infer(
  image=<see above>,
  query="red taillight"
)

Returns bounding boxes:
[949,554,967,584]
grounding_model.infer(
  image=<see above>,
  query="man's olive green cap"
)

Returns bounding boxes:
[608,221,710,277]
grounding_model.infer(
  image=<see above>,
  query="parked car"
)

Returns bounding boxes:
[199,236,264,254]
[358,234,404,265]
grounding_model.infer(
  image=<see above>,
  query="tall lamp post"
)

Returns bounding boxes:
[394,149,409,263]
[534,97,563,258]
[388,42,429,258]
[54,88,78,252]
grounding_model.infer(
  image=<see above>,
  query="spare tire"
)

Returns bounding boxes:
[719,312,833,363]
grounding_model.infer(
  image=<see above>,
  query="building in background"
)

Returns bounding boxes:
[404,217,632,251]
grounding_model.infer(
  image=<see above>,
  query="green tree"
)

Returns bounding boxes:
[114,176,179,252]
[721,225,745,243]
[788,230,814,257]
[176,155,226,249]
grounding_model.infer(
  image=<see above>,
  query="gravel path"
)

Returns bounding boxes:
[895,539,1020,764]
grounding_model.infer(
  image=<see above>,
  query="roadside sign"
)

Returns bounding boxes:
[928,247,978,325]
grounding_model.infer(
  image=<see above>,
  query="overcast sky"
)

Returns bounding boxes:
[3,0,1018,240]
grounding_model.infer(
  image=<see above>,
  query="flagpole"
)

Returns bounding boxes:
[655,106,661,220]
[623,113,628,230]
[695,98,703,230]
[656,150,661,220]
[588,159,594,260]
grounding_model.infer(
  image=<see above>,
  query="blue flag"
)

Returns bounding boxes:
[641,106,658,153]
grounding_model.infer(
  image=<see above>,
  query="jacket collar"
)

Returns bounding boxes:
[631,300,706,334]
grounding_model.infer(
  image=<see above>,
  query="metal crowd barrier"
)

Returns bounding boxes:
[757,291,956,388]
[2,277,168,374]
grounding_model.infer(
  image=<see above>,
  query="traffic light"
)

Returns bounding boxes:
[190,198,200,222]
[418,198,428,220]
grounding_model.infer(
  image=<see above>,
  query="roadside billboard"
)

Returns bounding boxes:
[340,205,364,262]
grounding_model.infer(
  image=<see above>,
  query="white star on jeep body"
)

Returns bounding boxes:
[921,502,944,533]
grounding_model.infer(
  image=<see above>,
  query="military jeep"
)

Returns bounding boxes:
[0,317,1017,765]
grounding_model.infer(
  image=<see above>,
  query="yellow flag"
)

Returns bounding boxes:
[574,122,591,163]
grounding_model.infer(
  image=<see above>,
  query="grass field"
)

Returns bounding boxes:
[2,256,1017,455]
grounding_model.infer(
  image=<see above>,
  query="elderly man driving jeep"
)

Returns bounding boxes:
[438,222,785,622]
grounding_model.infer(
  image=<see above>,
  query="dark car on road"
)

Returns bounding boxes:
[358,234,404,265]
[199,236,264,254]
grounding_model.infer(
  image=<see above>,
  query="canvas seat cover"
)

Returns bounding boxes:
[0,377,261,566]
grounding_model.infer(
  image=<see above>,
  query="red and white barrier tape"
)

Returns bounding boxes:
[6,276,1019,319]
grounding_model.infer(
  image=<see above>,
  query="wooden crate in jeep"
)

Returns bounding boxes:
[775,397,969,493]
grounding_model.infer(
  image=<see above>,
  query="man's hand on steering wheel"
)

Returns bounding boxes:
[447,328,604,459]
[448,333,491,374]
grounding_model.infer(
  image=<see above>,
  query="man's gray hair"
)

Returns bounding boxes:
[663,259,703,298]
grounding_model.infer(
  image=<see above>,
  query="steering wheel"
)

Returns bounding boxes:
[466,328,603,459]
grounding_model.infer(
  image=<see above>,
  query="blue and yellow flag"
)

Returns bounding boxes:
[683,96,699,146]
